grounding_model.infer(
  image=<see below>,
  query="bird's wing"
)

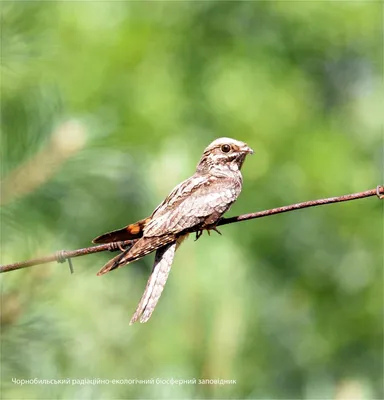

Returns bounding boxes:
[144,175,242,237]
[92,217,151,244]
[129,240,178,324]
[96,173,241,275]
[92,174,207,245]
[150,174,208,217]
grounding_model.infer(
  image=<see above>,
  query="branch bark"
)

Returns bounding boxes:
[1,186,382,274]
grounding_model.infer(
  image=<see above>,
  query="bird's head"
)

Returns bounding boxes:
[196,137,253,175]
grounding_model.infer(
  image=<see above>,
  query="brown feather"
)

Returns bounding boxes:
[92,217,151,244]
[129,242,177,324]
[96,234,176,276]
[129,234,189,324]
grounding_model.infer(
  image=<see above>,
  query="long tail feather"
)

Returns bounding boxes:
[129,234,189,324]
[130,241,177,324]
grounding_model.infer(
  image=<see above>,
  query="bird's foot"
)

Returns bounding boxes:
[195,227,222,241]
[212,227,222,235]
[204,226,222,237]
[207,227,222,236]
[108,242,131,253]
[195,230,203,241]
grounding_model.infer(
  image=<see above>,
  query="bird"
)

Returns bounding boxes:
[93,137,253,324]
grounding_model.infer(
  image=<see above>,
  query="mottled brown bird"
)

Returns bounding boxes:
[93,137,253,324]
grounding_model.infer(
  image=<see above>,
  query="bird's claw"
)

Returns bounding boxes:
[207,227,222,236]
[195,227,222,241]
[195,230,203,241]
[108,242,130,252]
[212,227,222,235]
[117,242,128,252]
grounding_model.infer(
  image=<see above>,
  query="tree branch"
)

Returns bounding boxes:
[1,186,383,274]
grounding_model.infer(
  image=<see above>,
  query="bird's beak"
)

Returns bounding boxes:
[242,144,254,155]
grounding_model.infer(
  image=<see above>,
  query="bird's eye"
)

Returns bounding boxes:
[221,144,231,153]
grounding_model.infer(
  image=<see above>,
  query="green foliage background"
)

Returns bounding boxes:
[1,2,382,399]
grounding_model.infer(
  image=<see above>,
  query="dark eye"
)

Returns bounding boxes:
[221,144,231,153]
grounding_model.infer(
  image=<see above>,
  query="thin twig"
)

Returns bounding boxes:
[0,241,136,273]
[219,186,384,226]
[1,186,383,274]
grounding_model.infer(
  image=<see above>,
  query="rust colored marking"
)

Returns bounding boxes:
[128,225,141,234]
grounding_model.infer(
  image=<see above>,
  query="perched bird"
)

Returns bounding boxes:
[93,137,253,324]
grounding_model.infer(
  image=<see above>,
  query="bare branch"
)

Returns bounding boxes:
[1,186,382,274]
[219,186,384,226]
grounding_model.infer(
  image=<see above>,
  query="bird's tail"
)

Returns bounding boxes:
[96,235,176,276]
[129,242,177,324]
[130,234,189,324]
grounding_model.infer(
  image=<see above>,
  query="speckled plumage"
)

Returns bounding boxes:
[93,137,253,324]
